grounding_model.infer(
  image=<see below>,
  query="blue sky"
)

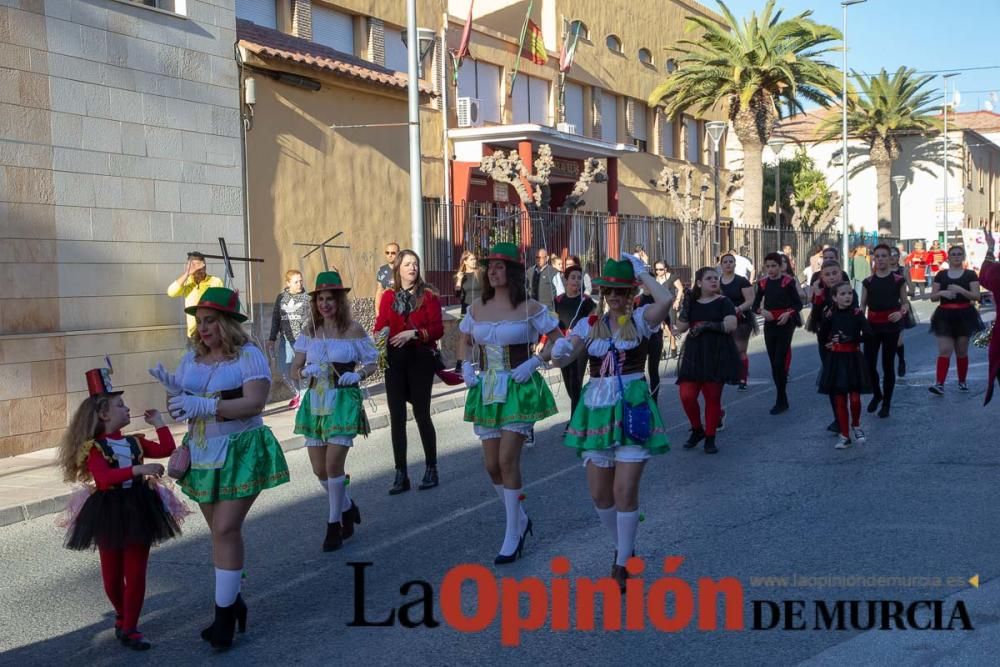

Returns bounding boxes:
[716,0,1000,112]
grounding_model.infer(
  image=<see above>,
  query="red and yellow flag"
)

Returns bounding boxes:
[524,20,546,65]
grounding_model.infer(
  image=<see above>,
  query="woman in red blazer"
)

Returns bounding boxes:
[374,249,444,494]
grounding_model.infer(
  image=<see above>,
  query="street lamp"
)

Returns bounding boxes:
[892,175,906,238]
[706,120,728,251]
[841,0,867,266]
[942,72,961,245]
[767,135,786,250]
[404,1,430,258]
[400,27,437,78]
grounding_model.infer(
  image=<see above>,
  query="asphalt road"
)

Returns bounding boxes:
[1,300,997,666]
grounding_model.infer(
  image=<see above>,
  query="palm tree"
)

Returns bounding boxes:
[825,67,939,236]
[648,0,842,230]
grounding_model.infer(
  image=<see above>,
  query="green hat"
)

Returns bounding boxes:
[309,271,350,295]
[185,286,247,322]
[592,258,638,288]
[479,242,523,267]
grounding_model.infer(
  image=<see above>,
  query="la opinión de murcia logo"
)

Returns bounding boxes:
[348,558,974,646]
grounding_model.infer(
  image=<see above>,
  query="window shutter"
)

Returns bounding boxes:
[235,0,277,29]
[312,6,354,54]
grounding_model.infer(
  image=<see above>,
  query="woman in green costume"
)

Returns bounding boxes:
[148,286,290,650]
[552,254,672,590]
[458,243,562,564]
[290,272,377,552]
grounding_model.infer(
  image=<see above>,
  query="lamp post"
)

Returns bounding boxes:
[942,72,961,245]
[767,136,786,251]
[706,120,728,252]
[841,0,867,266]
[892,175,906,238]
[404,2,437,257]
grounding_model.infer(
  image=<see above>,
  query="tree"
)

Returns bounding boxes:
[763,148,841,232]
[479,144,607,214]
[822,67,939,236]
[648,0,842,229]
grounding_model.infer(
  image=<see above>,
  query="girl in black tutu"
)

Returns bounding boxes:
[58,368,181,651]
[818,283,874,449]
[929,246,984,395]
[807,260,857,435]
[674,267,742,454]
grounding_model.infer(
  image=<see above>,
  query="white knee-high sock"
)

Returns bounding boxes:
[495,483,528,531]
[500,488,524,556]
[215,568,242,607]
[328,476,345,523]
[594,504,617,545]
[318,477,329,492]
[615,511,640,567]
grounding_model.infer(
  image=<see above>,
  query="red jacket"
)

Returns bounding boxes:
[979,262,1000,405]
[927,249,947,273]
[374,288,444,345]
[87,427,176,490]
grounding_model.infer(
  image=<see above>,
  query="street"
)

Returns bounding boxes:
[1,301,997,666]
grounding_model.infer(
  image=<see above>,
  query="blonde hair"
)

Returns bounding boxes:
[454,250,478,283]
[191,312,250,360]
[284,269,302,283]
[588,290,639,343]
[58,395,113,483]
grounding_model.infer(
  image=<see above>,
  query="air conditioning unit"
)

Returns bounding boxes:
[557,122,577,134]
[456,97,483,128]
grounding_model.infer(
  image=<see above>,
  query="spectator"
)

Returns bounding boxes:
[267,269,310,408]
[167,251,224,338]
[782,244,797,275]
[454,250,482,317]
[654,260,685,358]
[633,244,650,267]
[554,255,593,298]
[528,248,557,311]
[732,246,755,281]
[375,242,399,307]
[850,245,872,300]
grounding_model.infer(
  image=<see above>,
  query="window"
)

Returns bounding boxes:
[657,111,675,158]
[512,75,550,125]
[601,91,618,143]
[457,61,501,123]
[666,58,677,73]
[312,5,354,54]
[638,48,653,66]
[128,0,188,13]
[384,24,408,72]
[235,0,275,28]
[606,34,622,54]
[628,99,647,151]
[685,116,700,163]
[569,20,589,41]
[563,82,584,134]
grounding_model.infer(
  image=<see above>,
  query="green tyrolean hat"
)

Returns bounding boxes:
[309,271,351,295]
[479,242,524,267]
[592,258,638,288]
[185,286,247,322]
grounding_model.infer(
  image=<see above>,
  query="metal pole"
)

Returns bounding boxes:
[943,76,949,245]
[406,0,424,256]
[841,2,850,264]
[713,144,722,254]
[440,19,452,268]
[775,153,781,251]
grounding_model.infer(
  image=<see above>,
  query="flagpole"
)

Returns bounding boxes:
[510,0,533,94]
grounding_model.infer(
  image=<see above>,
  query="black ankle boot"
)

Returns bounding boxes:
[341,501,361,539]
[704,436,718,454]
[119,629,151,651]
[322,521,343,552]
[389,469,410,495]
[417,465,439,490]
[683,428,705,449]
[209,603,238,650]
[202,594,246,641]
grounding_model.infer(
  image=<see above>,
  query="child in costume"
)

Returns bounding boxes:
[58,368,182,651]
[291,271,377,552]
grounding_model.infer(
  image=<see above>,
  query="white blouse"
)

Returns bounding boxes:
[175,344,271,395]
[293,333,378,366]
[570,305,658,408]
[459,303,559,345]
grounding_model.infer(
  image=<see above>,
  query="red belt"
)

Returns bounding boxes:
[767,308,796,319]
[830,343,860,352]
[939,303,971,310]
[867,308,901,324]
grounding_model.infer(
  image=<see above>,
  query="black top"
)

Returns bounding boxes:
[891,266,905,278]
[862,272,905,311]
[376,264,393,289]
[806,285,859,333]
[457,272,481,308]
[268,289,310,344]
[720,275,751,307]
[818,307,872,345]
[811,269,850,285]
[689,296,737,323]
[934,269,978,305]
[554,293,596,332]
[752,275,803,312]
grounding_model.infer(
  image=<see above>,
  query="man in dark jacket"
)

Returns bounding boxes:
[528,248,557,311]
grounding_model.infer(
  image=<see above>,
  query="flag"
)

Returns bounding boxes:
[451,0,475,85]
[559,20,581,73]
[509,0,535,94]
[524,21,546,65]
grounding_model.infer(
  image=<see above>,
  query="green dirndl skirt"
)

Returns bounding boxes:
[293,387,370,443]
[463,372,558,428]
[563,378,670,455]
[178,426,290,503]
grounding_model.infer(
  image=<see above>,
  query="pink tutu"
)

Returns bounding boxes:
[57,479,192,532]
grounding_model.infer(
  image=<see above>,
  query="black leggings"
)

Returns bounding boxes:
[865,329,899,404]
[647,331,664,400]
[560,353,587,415]
[763,322,795,401]
[385,345,437,471]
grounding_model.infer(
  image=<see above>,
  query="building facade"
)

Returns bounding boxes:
[0,0,246,457]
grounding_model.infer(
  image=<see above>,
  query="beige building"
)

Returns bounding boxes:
[1,0,246,457]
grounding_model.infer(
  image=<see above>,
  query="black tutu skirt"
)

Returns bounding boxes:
[735,312,759,339]
[818,351,873,395]
[929,306,985,338]
[65,482,181,551]
[676,331,743,384]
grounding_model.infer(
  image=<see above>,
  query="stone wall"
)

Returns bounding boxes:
[0,0,245,457]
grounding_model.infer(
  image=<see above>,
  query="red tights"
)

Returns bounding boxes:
[98,543,150,633]
[678,381,724,436]
[832,393,862,438]
[936,356,969,384]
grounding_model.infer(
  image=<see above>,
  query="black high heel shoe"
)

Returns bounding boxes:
[417,465,439,490]
[342,501,361,539]
[202,594,246,641]
[494,519,533,565]
[389,470,410,495]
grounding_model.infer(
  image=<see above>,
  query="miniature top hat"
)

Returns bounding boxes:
[479,242,523,267]
[85,368,123,397]
[592,258,638,288]
[309,271,351,295]
[184,286,247,322]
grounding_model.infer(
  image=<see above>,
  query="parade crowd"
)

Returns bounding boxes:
[54,233,998,653]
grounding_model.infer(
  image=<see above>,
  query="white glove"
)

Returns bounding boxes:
[337,371,361,386]
[511,356,543,383]
[621,252,649,278]
[168,394,218,421]
[462,362,479,388]
[300,363,324,379]
[148,363,182,396]
[552,337,575,360]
